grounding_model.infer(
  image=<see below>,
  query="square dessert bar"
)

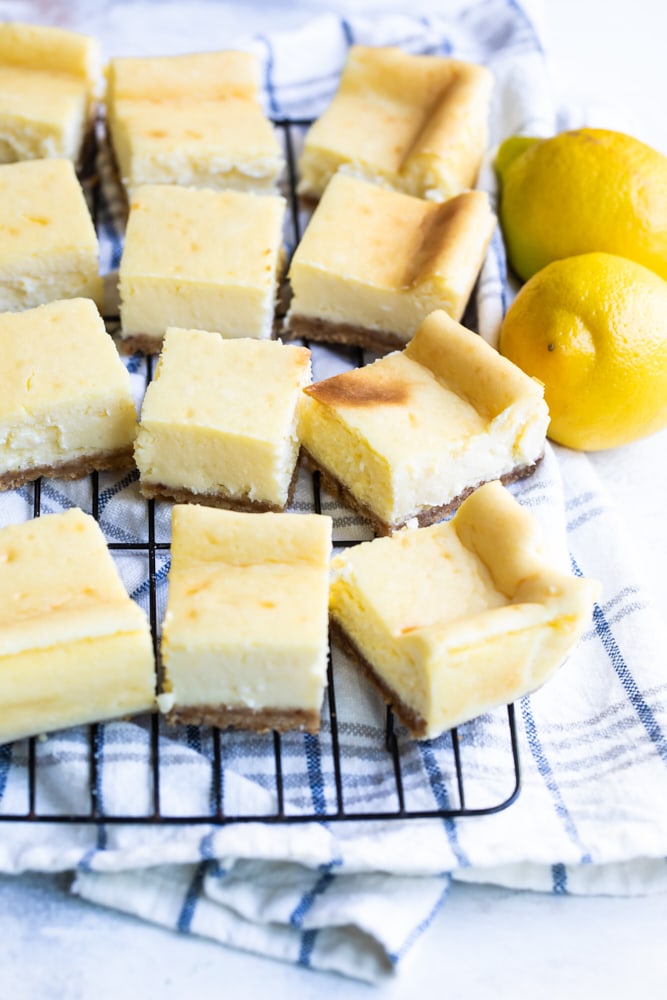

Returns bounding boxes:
[298,46,493,202]
[134,327,311,510]
[0,508,156,745]
[0,158,103,311]
[330,480,599,740]
[0,21,100,166]
[159,505,332,734]
[118,184,286,353]
[298,309,549,535]
[0,298,137,490]
[106,50,283,196]
[286,173,495,351]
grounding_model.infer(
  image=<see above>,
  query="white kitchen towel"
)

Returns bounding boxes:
[1,0,666,984]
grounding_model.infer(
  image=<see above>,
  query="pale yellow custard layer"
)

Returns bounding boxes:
[330,481,600,739]
[0,298,136,482]
[0,22,100,164]
[298,310,549,532]
[0,159,102,311]
[119,184,285,346]
[106,50,283,194]
[298,46,492,202]
[134,328,311,508]
[160,506,332,721]
[287,173,495,341]
[0,509,156,744]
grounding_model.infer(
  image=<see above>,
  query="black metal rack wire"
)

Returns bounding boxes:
[0,118,521,827]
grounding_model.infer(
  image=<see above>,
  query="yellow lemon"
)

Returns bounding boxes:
[497,128,667,282]
[498,252,667,451]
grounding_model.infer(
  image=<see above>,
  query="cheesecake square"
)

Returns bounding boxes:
[0,298,137,490]
[0,158,103,311]
[106,50,283,196]
[330,480,599,740]
[298,46,493,202]
[286,173,495,351]
[298,309,549,535]
[159,505,332,734]
[134,327,311,510]
[0,21,100,166]
[118,184,286,353]
[0,508,156,745]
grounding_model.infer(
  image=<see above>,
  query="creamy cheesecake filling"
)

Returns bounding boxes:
[119,185,285,343]
[0,298,137,486]
[134,329,310,509]
[0,509,156,745]
[160,507,332,733]
[330,482,600,739]
[287,176,495,345]
[298,47,492,202]
[0,159,102,310]
[298,312,549,531]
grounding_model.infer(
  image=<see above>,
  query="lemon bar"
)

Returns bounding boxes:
[0,22,100,166]
[118,184,286,353]
[134,328,311,510]
[330,481,599,739]
[298,310,549,535]
[286,173,495,351]
[106,50,283,196]
[159,506,332,734]
[298,46,493,202]
[0,508,156,745]
[0,298,137,490]
[0,158,103,311]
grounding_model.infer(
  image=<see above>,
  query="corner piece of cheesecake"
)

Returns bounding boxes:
[0,508,156,745]
[298,46,493,203]
[298,309,549,535]
[0,21,101,167]
[0,298,137,491]
[286,173,495,351]
[0,158,103,312]
[118,184,286,353]
[329,480,600,740]
[134,327,311,511]
[106,50,284,197]
[159,505,333,734]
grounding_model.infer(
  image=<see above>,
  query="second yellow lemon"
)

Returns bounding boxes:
[499,252,667,451]
[497,128,667,282]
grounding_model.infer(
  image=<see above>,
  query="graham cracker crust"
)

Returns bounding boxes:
[302,448,543,536]
[166,703,321,735]
[286,314,408,354]
[0,446,135,492]
[330,619,427,739]
[139,459,300,513]
[117,331,164,356]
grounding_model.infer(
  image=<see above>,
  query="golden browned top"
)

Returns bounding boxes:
[289,173,494,291]
[107,50,259,103]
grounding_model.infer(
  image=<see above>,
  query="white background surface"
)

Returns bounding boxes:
[1,1,667,996]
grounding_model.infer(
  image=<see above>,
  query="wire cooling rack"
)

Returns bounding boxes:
[0,119,521,826]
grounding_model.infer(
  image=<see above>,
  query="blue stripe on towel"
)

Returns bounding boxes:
[340,16,354,47]
[297,929,318,968]
[304,732,327,815]
[552,863,568,894]
[521,697,592,863]
[418,741,470,867]
[0,742,12,802]
[571,558,667,766]
[130,559,171,601]
[177,861,208,933]
[257,35,280,116]
[290,861,340,928]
